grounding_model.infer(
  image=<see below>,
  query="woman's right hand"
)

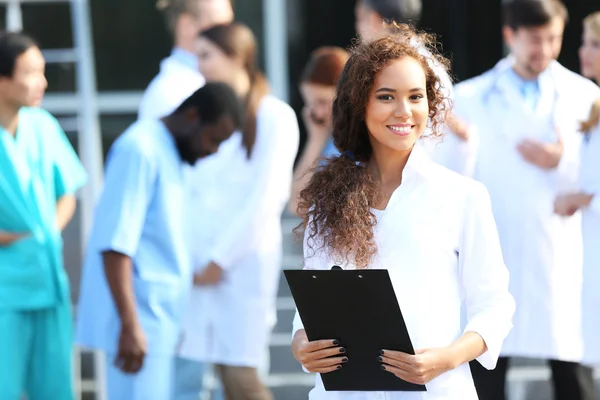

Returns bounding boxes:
[291,329,348,373]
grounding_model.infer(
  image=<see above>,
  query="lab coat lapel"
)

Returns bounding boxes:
[534,66,555,119]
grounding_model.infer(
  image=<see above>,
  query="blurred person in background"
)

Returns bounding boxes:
[443,1,600,399]
[579,11,600,86]
[138,0,234,120]
[288,46,349,216]
[355,0,422,40]
[0,31,87,400]
[554,10,600,375]
[177,22,300,400]
[76,83,242,400]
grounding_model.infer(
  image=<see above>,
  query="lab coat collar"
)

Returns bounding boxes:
[170,47,199,71]
[491,56,560,95]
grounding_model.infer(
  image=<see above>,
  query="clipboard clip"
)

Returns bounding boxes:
[331,265,343,270]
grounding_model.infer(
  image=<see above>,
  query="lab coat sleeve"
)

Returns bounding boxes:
[92,140,157,258]
[208,104,300,270]
[555,130,582,192]
[459,181,515,370]
[44,112,88,198]
[138,72,205,121]
[138,86,179,121]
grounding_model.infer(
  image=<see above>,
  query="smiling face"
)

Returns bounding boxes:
[365,56,429,154]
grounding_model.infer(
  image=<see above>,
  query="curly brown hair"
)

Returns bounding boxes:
[294,23,451,268]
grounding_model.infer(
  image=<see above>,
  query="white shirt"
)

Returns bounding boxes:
[292,146,515,399]
[138,48,205,120]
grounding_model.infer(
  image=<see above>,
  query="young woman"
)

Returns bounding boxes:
[554,11,600,366]
[176,23,300,400]
[289,46,349,215]
[290,23,515,399]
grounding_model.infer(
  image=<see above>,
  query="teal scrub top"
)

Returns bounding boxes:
[0,107,87,310]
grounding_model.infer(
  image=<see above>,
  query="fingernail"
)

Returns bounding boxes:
[342,357,348,363]
[377,356,382,362]
[332,339,340,345]
[337,365,342,370]
[339,347,346,353]
[380,350,385,355]
[381,365,386,370]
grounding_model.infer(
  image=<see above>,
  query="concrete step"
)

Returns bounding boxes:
[270,342,304,375]
[271,385,312,400]
[273,307,295,335]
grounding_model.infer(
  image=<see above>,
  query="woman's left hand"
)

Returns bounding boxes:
[379,347,458,385]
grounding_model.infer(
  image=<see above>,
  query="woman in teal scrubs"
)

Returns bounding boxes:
[0,32,87,400]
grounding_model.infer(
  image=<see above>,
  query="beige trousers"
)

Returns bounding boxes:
[215,364,274,400]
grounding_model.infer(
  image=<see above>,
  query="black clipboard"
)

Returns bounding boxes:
[284,268,426,392]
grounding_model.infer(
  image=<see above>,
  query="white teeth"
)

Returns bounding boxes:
[389,126,411,134]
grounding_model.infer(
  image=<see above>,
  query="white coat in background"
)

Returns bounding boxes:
[433,58,600,362]
[178,95,300,368]
[580,122,600,365]
[138,50,205,121]
[292,146,515,400]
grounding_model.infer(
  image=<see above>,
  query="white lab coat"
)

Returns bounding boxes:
[178,95,300,368]
[138,52,205,120]
[436,58,600,362]
[580,122,600,365]
[292,146,515,400]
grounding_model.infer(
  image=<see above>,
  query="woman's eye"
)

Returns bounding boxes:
[410,94,425,101]
[377,95,393,101]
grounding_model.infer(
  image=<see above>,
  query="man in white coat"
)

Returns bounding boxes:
[138,0,234,120]
[441,1,600,399]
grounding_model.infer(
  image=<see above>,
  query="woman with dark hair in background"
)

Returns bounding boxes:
[288,46,349,215]
[177,22,299,400]
[555,10,600,374]
[290,23,514,399]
